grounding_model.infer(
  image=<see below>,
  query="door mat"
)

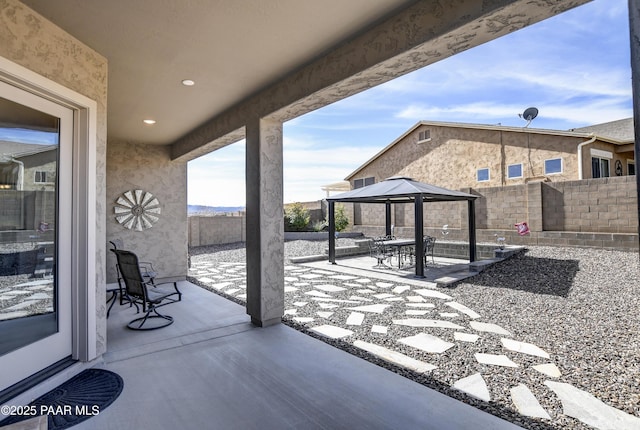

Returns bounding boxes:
[0,368,123,430]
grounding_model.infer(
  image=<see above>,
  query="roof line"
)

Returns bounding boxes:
[345,119,631,180]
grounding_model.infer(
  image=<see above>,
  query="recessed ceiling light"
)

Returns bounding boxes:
[143,119,156,125]
[181,79,195,86]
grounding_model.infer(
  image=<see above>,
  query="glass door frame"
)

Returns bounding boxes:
[0,56,99,392]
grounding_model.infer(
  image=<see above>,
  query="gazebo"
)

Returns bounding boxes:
[326,176,479,278]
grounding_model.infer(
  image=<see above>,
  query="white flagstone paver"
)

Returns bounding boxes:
[305,290,332,298]
[292,317,314,323]
[356,289,376,294]
[284,286,299,293]
[300,274,324,279]
[532,363,562,378]
[355,278,372,284]
[14,280,53,287]
[225,288,241,295]
[439,312,459,318]
[284,309,297,315]
[197,277,215,283]
[293,301,308,307]
[348,296,373,302]
[510,384,551,420]
[0,311,29,320]
[314,284,346,292]
[413,289,453,300]
[284,277,298,282]
[330,275,358,280]
[392,285,411,294]
[346,304,391,314]
[313,298,362,304]
[210,282,234,290]
[392,319,464,329]
[453,373,491,402]
[406,303,435,308]
[237,293,246,299]
[371,325,388,334]
[4,301,40,311]
[317,312,334,318]
[454,332,480,343]
[354,340,437,373]
[375,282,394,288]
[310,325,353,339]
[384,297,404,302]
[318,303,339,309]
[470,321,512,336]
[501,338,550,358]
[445,301,481,319]
[475,353,519,368]
[373,293,396,299]
[405,310,429,316]
[346,312,365,326]
[294,282,311,287]
[544,381,640,430]
[398,333,455,354]
[406,296,426,302]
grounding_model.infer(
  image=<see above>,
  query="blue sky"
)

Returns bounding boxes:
[188,0,632,207]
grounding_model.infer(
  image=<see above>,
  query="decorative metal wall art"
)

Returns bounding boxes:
[114,189,161,231]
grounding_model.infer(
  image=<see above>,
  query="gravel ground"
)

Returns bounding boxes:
[189,241,640,430]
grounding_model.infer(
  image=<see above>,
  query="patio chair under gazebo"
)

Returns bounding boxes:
[326,176,479,278]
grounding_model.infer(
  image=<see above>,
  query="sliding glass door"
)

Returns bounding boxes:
[0,80,73,391]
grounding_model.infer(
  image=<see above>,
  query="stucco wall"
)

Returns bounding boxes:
[106,142,188,283]
[350,124,630,190]
[0,0,108,355]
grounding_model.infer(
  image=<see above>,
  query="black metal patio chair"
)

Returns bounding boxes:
[110,248,182,330]
[368,238,393,269]
[423,236,436,265]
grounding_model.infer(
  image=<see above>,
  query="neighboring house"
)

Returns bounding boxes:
[346,119,636,191]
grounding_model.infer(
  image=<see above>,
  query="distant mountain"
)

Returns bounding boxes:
[188,205,245,215]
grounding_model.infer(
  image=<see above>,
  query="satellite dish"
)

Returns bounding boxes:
[518,107,538,127]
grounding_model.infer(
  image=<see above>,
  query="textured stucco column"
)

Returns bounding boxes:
[629,0,640,253]
[245,118,284,327]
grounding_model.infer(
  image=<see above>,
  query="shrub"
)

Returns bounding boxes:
[312,220,328,232]
[284,202,310,231]
[334,204,349,232]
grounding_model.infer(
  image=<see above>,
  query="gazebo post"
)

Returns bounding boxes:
[385,200,392,237]
[414,195,425,278]
[468,199,476,262]
[328,200,336,264]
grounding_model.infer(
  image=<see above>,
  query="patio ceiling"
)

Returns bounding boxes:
[21,0,590,161]
[20,0,417,146]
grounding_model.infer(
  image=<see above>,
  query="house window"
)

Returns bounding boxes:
[544,158,563,175]
[628,161,635,176]
[476,168,490,182]
[507,163,523,179]
[354,176,374,188]
[35,171,48,183]
[591,157,610,178]
[418,129,431,142]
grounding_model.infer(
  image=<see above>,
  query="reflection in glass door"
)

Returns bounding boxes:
[0,80,73,391]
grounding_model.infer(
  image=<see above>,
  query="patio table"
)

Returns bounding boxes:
[381,238,415,269]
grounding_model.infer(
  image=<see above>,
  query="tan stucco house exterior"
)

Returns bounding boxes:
[346,119,636,191]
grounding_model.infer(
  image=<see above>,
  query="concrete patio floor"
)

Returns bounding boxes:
[78,281,521,429]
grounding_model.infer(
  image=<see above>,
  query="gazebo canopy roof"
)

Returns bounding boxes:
[327,176,478,203]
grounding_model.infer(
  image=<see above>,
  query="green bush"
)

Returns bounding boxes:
[334,204,349,232]
[284,202,310,231]
[311,220,328,232]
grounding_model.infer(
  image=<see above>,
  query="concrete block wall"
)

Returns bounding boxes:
[189,215,246,247]
[351,176,638,251]
[542,176,638,233]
